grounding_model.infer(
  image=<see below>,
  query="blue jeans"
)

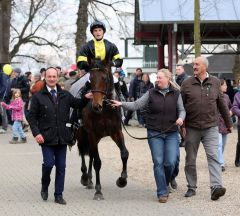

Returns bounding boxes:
[147,129,178,197]
[0,100,8,130]
[12,120,25,138]
[41,145,67,198]
[172,133,181,179]
[218,133,227,167]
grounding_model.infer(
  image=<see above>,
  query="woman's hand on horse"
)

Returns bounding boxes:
[85,92,93,99]
[110,100,122,107]
[35,134,44,144]
[176,118,183,126]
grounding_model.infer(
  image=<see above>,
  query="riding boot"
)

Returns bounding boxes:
[114,82,125,102]
[114,82,126,121]
[77,81,91,99]
[235,144,240,167]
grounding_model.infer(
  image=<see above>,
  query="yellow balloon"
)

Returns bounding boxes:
[3,64,12,75]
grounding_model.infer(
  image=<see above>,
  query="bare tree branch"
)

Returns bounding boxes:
[14,54,45,63]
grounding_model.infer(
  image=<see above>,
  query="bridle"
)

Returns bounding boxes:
[89,67,113,106]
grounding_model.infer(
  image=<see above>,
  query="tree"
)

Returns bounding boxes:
[0,0,12,65]
[10,0,63,63]
[75,0,134,57]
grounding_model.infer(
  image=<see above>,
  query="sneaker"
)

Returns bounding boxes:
[0,129,7,134]
[19,137,27,143]
[211,186,226,201]
[9,137,18,144]
[221,166,225,172]
[159,196,168,203]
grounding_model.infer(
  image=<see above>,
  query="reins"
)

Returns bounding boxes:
[120,117,176,140]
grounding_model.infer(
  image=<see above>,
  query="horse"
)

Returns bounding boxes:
[76,60,129,200]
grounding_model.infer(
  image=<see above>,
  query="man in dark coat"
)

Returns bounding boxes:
[124,68,143,126]
[28,67,87,205]
[175,64,188,86]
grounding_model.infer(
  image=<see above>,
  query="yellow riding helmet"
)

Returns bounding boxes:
[3,64,13,75]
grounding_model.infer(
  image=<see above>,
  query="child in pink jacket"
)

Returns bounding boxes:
[1,89,27,144]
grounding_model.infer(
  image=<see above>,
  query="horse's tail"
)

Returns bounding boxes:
[76,127,90,156]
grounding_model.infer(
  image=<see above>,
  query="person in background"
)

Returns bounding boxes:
[31,73,45,95]
[175,64,188,86]
[226,79,235,103]
[25,71,32,84]
[181,56,232,200]
[0,64,13,134]
[218,79,232,172]
[40,68,46,81]
[11,67,30,130]
[56,66,68,84]
[1,89,27,144]
[231,87,240,167]
[64,71,77,92]
[113,68,129,101]
[24,71,32,120]
[124,68,143,126]
[138,73,154,127]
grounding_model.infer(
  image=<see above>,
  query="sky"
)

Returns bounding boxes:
[10,0,139,73]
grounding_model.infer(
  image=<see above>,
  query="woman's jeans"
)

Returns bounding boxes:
[147,129,178,197]
[218,133,227,167]
[12,120,25,138]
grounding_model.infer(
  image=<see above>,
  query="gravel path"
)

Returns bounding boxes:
[99,123,240,216]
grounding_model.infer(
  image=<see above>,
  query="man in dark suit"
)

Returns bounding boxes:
[28,67,87,205]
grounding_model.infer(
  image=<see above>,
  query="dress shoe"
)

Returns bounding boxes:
[159,196,168,203]
[41,187,48,201]
[170,178,178,189]
[55,197,67,205]
[211,186,226,201]
[184,189,196,197]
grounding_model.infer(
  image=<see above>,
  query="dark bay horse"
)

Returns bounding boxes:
[76,62,129,200]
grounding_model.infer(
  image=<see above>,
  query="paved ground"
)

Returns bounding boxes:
[0,123,240,216]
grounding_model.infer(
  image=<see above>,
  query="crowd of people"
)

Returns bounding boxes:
[0,20,239,206]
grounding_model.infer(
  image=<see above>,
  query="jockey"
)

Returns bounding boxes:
[77,20,123,71]
[76,20,125,99]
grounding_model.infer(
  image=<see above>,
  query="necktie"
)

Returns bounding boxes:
[50,89,57,103]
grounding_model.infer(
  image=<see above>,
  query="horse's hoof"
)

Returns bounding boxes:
[93,192,104,201]
[116,177,127,188]
[80,175,89,186]
[86,181,94,189]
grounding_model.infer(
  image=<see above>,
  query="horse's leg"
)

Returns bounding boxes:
[80,153,89,186]
[89,136,103,200]
[77,127,91,187]
[86,155,94,189]
[111,130,129,188]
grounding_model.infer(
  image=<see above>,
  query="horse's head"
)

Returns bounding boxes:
[89,60,113,113]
